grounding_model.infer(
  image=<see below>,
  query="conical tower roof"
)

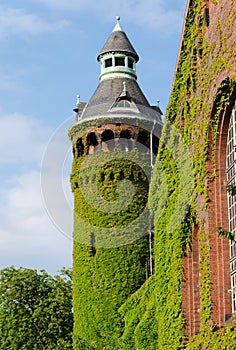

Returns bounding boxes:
[97,20,139,62]
[70,18,163,132]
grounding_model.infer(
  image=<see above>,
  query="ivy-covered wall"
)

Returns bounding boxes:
[119,0,236,348]
[70,0,235,348]
[71,147,152,349]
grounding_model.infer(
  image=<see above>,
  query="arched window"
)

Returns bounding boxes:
[87,132,98,154]
[119,130,132,152]
[101,130,115,152]
[137,130,149,153]
[76,138,84,157]
[116,99,131,108]
[152,134,159,156]
[120,130,131,139]
[226,99,236,313]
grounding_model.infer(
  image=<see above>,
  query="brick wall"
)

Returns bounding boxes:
[180,0,236,337]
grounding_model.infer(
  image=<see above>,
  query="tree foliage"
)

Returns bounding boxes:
[0,266,73,350]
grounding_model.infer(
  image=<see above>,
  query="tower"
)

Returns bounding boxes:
[69,18,162,348]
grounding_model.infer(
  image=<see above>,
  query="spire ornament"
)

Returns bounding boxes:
[123,81,127,93]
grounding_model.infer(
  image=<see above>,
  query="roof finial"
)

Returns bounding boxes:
[113,16,123,32]
[156,99,160,107]
[123,81,126,93]
[77,95,80,105]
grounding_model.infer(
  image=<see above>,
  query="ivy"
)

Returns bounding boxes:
[71,148,152,348]
[186,318,236,349]
[226,183,236,196]
[214,227,236,241]
[69,0,236,348]
[118,0,236,348]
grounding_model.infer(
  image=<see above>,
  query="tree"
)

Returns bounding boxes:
[0,266,73,350]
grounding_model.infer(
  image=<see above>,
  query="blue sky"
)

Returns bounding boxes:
[0,0,186,274]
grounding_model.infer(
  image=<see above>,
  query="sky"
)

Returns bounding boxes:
[0,0,186,275]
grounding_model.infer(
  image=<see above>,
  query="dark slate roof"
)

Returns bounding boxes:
[78,78,162,124]
[98,29,139,62]
[85,78,149,111]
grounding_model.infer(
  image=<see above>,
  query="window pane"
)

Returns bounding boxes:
[128,58,134,69]
[105,58,112,68]
[115,57,125,66]
[226,99,236,313]
[116,100,131,108]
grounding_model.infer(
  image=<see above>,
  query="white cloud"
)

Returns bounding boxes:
[0,5,68,40]
[0,113,73,273]
[37,0,184,35]
[127,0,184,33]
[36,0,90,11]
[0,171,72,274]
[0,113,51,164]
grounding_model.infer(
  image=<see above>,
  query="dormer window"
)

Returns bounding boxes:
[115,57,125,66]
[116,99,131,108]
[105,58,112,68]
[109,85,139,113]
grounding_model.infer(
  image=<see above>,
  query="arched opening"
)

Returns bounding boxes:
[120,130,131,139]
[76,138,84,158]
[120,130,132,152]
[137,130,149,153]
[101,130,115,152]
[87,132,98,154]
[152,134,159,156]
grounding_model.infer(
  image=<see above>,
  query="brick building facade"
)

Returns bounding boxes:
[171,0,236,340]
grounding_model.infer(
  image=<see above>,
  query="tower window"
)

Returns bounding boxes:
[76,138,84,158]
[90,233,96,257]
[101,129,115,152]
[101,129,114,142]
[152,134,159,156]
[119,130,131,152]
[87,132,98,154]
[87,132,98,147]
[137,130,149,152]
[115,57,125,67]
[105,58,112,68]
[128,58,134,69]
[120,130,131,139]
